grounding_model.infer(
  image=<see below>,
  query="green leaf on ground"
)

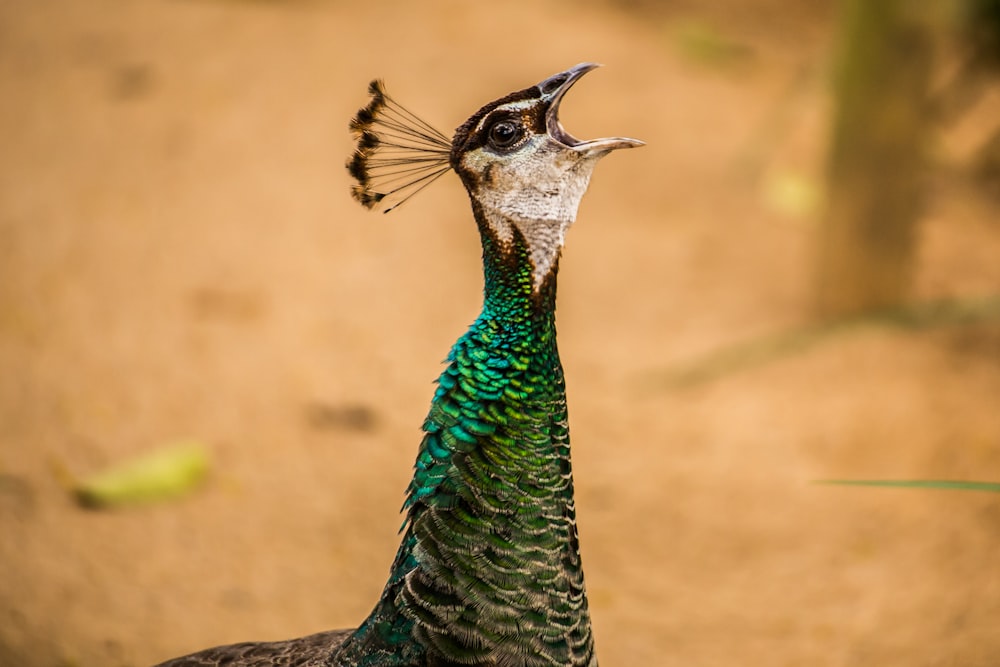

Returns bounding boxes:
[74,442,210,508]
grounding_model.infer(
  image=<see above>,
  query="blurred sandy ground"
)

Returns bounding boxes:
[1,1,999,666]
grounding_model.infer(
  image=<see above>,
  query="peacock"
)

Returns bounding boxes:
[153,62,642,667]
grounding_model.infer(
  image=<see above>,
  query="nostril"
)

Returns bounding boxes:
[539,74,568,95]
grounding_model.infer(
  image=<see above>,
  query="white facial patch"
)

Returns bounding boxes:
[462,136,601,290]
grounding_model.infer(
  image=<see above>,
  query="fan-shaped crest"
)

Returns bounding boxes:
[347,80,452,213]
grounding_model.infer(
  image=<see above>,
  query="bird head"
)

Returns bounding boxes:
[451,63,642,226]
[449,63,643,287]
[348,63,642,288]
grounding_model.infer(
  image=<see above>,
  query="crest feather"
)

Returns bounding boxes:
[346,79,452,213]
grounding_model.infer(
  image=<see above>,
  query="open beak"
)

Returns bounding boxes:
[538,62,645,154]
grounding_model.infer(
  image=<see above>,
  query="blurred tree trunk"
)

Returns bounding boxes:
[816,0,936,318]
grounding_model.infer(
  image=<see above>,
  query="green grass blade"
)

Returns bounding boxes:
[817,479,1000,493]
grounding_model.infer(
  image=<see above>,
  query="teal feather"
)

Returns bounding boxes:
[328,226,595,667]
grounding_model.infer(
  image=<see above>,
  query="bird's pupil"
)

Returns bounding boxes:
[489,120,520,149]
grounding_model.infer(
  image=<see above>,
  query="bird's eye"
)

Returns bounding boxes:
[487,119,523,151]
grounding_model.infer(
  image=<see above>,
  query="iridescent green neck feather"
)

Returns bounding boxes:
[332,208,594,667]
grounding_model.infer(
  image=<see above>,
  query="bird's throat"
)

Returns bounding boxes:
[474,202,568,301]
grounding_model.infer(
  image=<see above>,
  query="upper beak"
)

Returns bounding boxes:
[537,63,645,154]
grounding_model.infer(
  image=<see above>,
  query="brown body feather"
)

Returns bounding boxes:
[152,629,353,667]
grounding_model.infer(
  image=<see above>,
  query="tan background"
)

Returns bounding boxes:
[1,1,999,666]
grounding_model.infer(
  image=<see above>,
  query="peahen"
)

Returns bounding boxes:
[153,62,642,667]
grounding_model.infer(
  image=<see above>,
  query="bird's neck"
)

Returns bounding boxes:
[333,211,595,667]
[480,218,561,329]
